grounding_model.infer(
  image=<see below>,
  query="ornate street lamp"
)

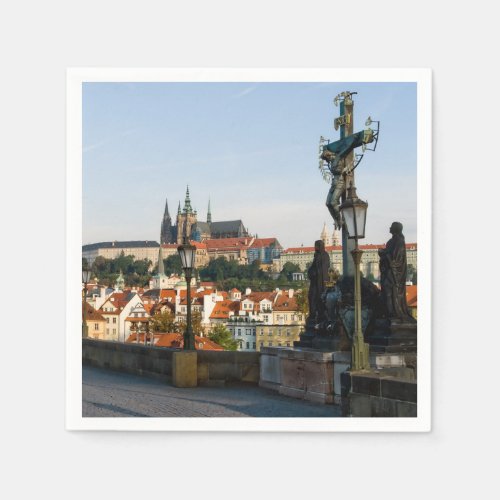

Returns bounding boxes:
[177,238,197,350]
[82,268,92,338]
[340,185,370,371]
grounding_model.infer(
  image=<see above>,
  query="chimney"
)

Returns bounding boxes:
[245,287,251,296]
[288,289,294,298]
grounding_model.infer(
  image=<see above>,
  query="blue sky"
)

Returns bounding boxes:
[83,82,417,248]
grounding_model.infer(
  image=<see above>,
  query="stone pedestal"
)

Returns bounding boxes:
[341,370,417,417]
[260,347,335,403]
[260,347,417,406]
[368,319,417,353]
[172,351,198,388]
[260,347,348,405]
[279,348,334,404]
[294,318,317,348]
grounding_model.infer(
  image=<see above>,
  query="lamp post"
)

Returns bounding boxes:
[340,185,370,371]
[177,238,197,350]
[82,269,92,338]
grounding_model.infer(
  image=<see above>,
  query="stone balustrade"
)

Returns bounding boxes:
[82,339,260,385]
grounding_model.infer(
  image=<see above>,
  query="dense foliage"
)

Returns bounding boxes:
[84,254,308,291]
[149,310,179,333]
[208,324,239,351]
[83,253,152,287]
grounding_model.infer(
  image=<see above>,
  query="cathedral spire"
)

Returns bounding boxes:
[320,222,331,247]
[207,198,212,224]
[160,197,173,244]
[183,185,192,214]
[177,201,181,215]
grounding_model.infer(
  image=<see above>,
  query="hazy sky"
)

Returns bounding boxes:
[83,82,417,248]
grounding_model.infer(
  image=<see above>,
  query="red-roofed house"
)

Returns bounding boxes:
[83,303,106,340]
[247,237,283,265]
[205,237,253,264]
[98,291,143,342]
[225,288,306,352]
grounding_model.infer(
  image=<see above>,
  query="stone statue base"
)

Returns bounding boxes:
[368,318,417,353]
[294,317,324,348]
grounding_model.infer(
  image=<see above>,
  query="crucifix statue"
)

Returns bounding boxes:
[318,91,379,276]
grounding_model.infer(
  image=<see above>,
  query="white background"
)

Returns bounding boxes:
[1,1,497,499]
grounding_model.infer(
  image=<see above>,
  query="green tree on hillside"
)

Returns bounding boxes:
[163,254,182,275]
[280,262,302,280]
[208,324,238,351]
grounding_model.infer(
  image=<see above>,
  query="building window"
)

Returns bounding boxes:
[246,342,249,349]
[268,331,272,336]
[238,329,241,336]
[260,329,264,335]
[113,317,117,324]
[268,342,273,347]
[253,342,256,349]
[286,342,291,347]
[286,329,291,336]
[260,342,264,347]
[94,324,99,330]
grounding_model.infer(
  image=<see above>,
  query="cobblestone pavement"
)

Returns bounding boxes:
[82,366,342,418]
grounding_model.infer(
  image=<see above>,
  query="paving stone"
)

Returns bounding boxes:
[82,365,342,418]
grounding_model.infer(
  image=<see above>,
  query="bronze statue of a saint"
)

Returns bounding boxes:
[378,222,414,322]
[307,240,331,324]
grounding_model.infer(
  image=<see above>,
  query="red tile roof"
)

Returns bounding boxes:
[126,333,223,350]
[143,303,154,314]
[160,289,176,300]
[178,289,197,300]
[83,303,106,321]
[150,301,176,316]
[205,237,252,250]
[245,291,277,303]
[104,291,135,309]
[273,294,298,311]
[179,296,203,306]
[249,238,281,249]
[191,241,208,250]
[406,285,417,307]
[209,300,238,319]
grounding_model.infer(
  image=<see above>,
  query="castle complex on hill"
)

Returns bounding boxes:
[161,186,249,244]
